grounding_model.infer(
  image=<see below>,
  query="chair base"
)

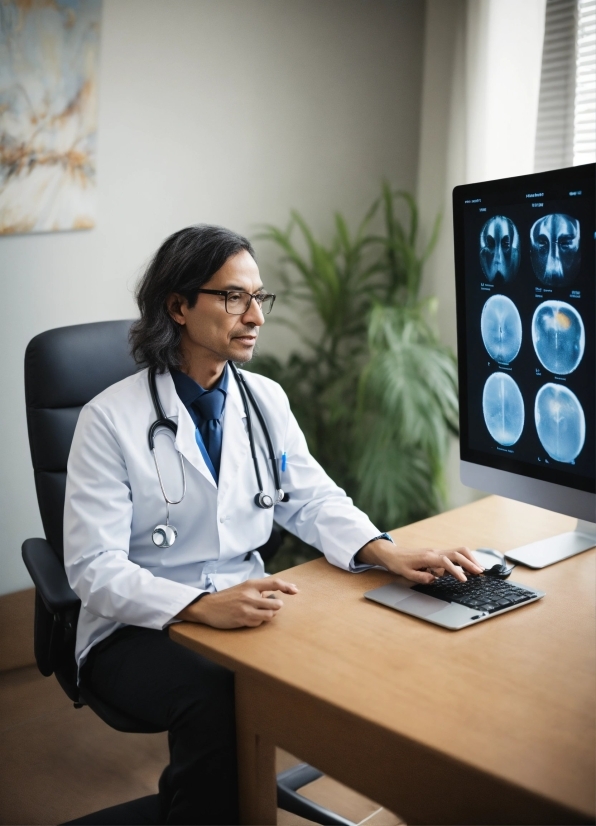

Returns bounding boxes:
[277,763,357,826]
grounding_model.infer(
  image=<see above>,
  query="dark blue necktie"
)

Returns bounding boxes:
[192,390,225,481]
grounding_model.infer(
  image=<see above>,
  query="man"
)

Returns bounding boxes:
[64,225,482,825]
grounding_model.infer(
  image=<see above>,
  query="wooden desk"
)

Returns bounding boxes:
[170,496,595,825]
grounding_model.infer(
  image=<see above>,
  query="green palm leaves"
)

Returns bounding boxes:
[250,182,457,542]
[357,301,458,528]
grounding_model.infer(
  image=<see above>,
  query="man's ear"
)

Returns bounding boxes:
[167,293,187,325]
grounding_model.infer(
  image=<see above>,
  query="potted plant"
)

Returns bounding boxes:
[249,183,458,570]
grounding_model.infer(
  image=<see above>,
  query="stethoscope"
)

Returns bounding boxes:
[148,363,288,548]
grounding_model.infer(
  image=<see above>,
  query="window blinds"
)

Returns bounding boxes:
[573,0,596,164]
[534,0,578,171]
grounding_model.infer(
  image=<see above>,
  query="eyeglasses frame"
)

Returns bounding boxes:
[195,288,276,315]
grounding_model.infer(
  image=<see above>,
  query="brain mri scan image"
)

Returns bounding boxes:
[535,384,585,463]
[482,373,525,446]
[530,214,580,287]
[481,295,522,363]
[479,216,521,284]
[532,300,585,375]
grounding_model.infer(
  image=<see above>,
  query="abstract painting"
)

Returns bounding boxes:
[0,0,101,234]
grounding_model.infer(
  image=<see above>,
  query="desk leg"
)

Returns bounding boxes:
[235,671,277,825]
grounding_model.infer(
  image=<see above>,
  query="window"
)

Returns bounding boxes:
[534,0,596,171]
[573,0,596,164]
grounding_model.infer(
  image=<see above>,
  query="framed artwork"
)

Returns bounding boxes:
[0,0,102,234]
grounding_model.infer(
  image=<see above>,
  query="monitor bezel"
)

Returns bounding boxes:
[453,163,595,497]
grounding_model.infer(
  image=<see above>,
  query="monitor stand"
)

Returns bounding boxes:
[505,519,596,569]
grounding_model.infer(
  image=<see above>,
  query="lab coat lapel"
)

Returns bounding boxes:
[218,372,249,501]
[154,371,217,488]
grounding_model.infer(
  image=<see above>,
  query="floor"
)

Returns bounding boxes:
[0,665,403,826]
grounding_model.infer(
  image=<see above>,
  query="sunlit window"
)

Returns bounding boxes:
[534,0,596,170]
[573,0,596,164]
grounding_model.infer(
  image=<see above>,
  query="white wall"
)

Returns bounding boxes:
[0,0,425,595]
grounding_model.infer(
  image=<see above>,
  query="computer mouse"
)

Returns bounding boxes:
[483,562,514,579]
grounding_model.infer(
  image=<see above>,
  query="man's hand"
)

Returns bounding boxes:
[175,578,299,629]
[356,539,484,584]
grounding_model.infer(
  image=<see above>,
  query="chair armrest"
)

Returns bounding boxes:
[255,522,284,563]
[22,537,80,613]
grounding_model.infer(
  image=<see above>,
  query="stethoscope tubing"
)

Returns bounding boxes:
[230,364,266,494]
[148,364,285,514]
[230,362,283,495]
[151,445,187,506]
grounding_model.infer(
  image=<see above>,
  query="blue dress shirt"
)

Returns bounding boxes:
[171,366,229,482]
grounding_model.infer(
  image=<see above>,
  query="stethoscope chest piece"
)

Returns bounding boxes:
[255,492,274,509]
[152,524,178,548]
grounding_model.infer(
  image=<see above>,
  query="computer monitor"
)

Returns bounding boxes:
[453,163,595,568]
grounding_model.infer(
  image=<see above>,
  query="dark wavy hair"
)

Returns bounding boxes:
[129,224,256,372]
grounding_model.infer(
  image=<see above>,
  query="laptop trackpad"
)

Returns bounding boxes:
[368,583,448,617]
[396,592,448,617]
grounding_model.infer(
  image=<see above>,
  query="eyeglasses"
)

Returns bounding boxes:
[196,289,276,315]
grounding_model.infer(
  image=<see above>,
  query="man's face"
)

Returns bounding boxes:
[169,250,265,368]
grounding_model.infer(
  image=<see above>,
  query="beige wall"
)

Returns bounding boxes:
[416,0,546,510]
[0,0,425,595]
[416,0,475,509]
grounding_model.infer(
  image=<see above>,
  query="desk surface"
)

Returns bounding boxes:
[171,496,595,822]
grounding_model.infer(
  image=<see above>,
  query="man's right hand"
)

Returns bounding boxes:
[175,578,299,629]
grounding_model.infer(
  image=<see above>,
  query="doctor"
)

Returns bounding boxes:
[64,225,482,825]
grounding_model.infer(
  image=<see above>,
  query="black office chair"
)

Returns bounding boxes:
[22,320,354,826]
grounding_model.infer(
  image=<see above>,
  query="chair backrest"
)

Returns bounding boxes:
[25,320,139,558]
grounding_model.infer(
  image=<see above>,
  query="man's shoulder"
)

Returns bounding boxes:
[84,368,150,415]
[239,369,289,404]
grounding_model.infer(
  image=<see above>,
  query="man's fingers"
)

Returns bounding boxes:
[253,577,299,595]
[427,547,483,577]
[245,608,277,625]
[405,568,437,584]
[250,596,284,611]
[438,554,467,581]
[452,550,483,573]
[449,546,484,570]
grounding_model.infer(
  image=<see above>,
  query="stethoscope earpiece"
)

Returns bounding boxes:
[152,524,178,548]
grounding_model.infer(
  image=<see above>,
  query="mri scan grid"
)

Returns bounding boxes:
[461,166,593,481]
[476,210,588,465]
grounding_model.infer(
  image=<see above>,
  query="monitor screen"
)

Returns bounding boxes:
[453,164,595,498]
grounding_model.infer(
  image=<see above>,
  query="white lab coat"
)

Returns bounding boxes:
[64,367,380,667]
